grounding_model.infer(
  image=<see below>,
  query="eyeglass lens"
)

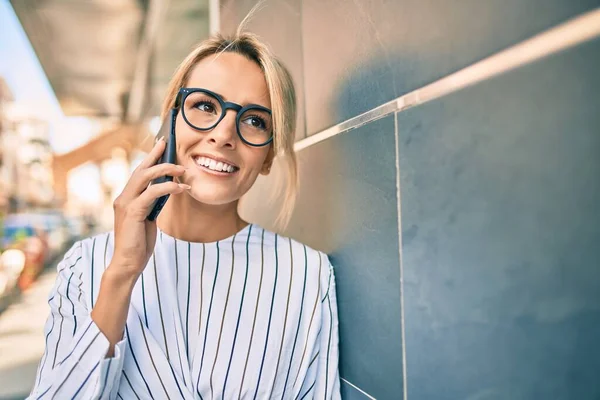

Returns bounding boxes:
[182,91,273,146]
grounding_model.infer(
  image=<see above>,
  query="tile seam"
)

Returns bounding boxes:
[293,7,600,153]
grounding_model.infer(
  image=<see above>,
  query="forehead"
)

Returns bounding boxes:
[186,52,271,108]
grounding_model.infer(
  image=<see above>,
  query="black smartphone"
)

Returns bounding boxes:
[146,108,178,221]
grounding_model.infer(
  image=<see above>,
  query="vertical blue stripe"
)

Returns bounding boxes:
[62,256,82,336]
[172,312,187,386]
[253,233,279,400]
[325,283,333,399]
[36,308,55,387]
[222,224,253,396]
[51,295,64,368]
[174,237,179,286]
[97,358,112,399]
[103,233,110,270]
[141,273,149,328]
[281,244,308,399]
[66,271,76,335]
[186,242,191,360]
[125,325,155,399]
[197,240,220,399]
[90,238,96,308]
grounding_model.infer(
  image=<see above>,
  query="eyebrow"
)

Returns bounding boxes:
[191,87,270,109]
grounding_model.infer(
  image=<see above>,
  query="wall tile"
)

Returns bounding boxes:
[303,0,598,134]
[397,39,600,399]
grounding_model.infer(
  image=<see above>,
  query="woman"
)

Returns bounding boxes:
[28,31,340,399]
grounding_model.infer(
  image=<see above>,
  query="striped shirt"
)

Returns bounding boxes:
[27,223,341,399]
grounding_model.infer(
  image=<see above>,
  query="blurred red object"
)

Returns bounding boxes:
[13,236,49,290]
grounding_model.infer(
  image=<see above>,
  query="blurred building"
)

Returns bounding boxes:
[0,78,54,214]
[0,77,12,216]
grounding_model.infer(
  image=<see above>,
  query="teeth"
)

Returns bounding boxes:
[194,156,236,173]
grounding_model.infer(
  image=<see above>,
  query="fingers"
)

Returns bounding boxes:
[136,181,191,212]
[130,163,186,195]
[138,137,167,170]
[114,181,190,221]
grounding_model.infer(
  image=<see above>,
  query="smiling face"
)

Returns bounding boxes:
[175,52,273,206]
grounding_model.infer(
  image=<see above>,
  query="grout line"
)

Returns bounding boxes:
[394,112,409,400]
[293,101,396,152]
[396,6,600,111]
[341,378,377,400]
[293,7,600,153]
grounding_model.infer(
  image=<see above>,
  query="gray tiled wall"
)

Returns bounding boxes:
[398,39,600,400]
[229,1,600,398]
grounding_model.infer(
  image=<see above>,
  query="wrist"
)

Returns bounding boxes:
[102,264,139,291]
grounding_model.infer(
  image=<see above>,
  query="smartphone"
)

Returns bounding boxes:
[146,108,178,221]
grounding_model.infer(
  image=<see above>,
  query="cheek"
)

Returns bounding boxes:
[244,149,270,173]
[174,126,200,156]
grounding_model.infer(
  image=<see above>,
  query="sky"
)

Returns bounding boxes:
[0,1,63,119]
[0,1,101,156]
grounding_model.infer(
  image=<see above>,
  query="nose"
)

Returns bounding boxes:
[206,109,237,148]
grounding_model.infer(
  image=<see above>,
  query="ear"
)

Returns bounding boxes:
[260,146,275,175]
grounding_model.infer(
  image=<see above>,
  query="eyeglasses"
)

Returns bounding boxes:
[175,88,273,147]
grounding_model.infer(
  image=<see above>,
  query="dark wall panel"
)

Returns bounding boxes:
[341,380,373,400]
[220,0,307,140]
[397,39,600,400]
[241,115,404,399]
[302,0,598,134]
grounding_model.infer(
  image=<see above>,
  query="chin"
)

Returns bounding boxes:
[186,186,241,206]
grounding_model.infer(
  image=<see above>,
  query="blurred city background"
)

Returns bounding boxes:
[1,0,600,399]
[0,0,211,397]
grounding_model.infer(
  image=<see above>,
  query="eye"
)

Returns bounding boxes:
[242,115,267,130]
[193,101,217,114]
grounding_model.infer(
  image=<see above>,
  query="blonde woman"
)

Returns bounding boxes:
[28,31,340,399]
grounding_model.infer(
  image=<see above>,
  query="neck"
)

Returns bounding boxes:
[156,191,248,243]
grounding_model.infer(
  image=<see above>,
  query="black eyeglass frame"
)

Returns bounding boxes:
[175,87,274,147]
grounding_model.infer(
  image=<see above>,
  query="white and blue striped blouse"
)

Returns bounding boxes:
[27,223,341,399]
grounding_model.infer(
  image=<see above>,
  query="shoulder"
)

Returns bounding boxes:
[253,225,327,261]
[78,231,114,257]
[251,225,333,288]
[59,231,113,276]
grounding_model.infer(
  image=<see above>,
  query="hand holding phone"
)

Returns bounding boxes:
[110,136,187,278]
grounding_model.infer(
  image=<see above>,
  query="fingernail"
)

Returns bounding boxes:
[158,136,165,142]
[178,183,191,190]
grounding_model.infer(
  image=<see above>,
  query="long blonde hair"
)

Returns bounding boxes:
[160,30,298,230]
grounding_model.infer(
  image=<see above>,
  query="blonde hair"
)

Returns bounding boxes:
[160,29,298,230]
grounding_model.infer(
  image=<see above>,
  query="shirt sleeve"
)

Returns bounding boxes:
[27,240,127,400]
[306,255,342,399]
